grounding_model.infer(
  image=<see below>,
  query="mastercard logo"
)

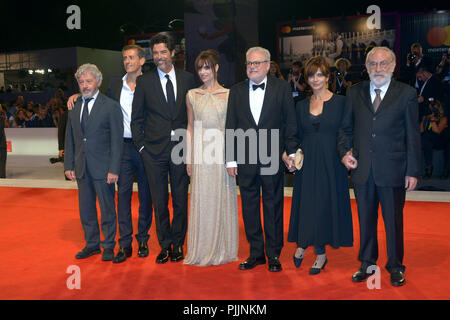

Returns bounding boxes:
[427,26,450,47]
[128,39,136,45]
[281,26,292,34]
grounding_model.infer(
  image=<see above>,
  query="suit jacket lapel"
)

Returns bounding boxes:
[114,77,123,101]
[74,98,83,133]
[174,69,183,118]
[375,80,398,114]
[359,81,374,114]
[258,76,274,127]
[153,70,170,114]
[243,80,258,128]
[87,93,103,129]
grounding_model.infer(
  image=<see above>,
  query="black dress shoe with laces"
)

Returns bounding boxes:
[75,247,101,259]
[268,257,282,272]
[238,256,266,270]
[156,248,172,264]
[137,242,149,258]
[171,246,184,262]
[113,247,132,264]
[390,270,406,286]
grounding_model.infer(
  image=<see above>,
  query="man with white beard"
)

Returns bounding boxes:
[337,47,421,287]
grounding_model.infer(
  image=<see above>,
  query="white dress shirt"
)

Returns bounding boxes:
[249,77,267,125]
[369,79,391,104]
[157,65,177,102]
[80,90,100,121]
[120,74,135,138]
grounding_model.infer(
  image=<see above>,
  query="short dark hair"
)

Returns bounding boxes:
[293,61,303,68]
[122,44,146,59]
[304,56,330,79]
[149,33,175,52]
[195,50,220,79]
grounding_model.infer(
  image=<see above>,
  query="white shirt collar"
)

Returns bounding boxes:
[83,90,99,102]
[370,78,391,94]
[157,65,176,80]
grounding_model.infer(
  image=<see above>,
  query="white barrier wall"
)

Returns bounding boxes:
[5,128,59,156]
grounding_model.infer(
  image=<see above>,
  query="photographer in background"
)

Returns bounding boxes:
[420,99,448,179]
[436,48,450,95]
[287,60,307,102]
[331,58,352,96]
[406,42,433,89]
[416,65,443,124]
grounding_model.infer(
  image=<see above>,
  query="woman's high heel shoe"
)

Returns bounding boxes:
[309,258,327,275]
[293,254,303,268]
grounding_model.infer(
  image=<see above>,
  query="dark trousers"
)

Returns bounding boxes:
[141,144,189,250]
[0,148,6,178]
[238,169,284,259]
[117,140,153,248]
[353,170,406,273]
[76,165,117,250]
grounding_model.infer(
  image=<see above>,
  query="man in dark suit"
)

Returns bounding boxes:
[64,63,124,262]
[131,33,196,264]
[225,47,298,272]
[338,47,421,286]
[0,110,6,178]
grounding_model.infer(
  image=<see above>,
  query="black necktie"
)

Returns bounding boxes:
[81,97,93,133]
[252,83,265,91]
[165,74,176,116]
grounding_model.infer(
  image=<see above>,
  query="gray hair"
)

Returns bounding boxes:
[75,63,103,83]
[246,47,271,62]
[365,46,396,65]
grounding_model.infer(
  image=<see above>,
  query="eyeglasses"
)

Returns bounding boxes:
[368,60,390,69]
[246,60,269,67]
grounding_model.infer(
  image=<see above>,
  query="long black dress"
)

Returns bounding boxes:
[288,94,353,249]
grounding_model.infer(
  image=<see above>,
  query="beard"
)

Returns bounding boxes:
[368,71,393,87]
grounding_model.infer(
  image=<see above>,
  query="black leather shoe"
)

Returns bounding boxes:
[102,248,115,261]
[352,264,376,282]
[390,270,406,286]
[75,247,101,259]
[156,248,171,264]
[268,257,282,272]
[238,256,266,270]
[137,242,149,258]
[171,246,184,262]
[113,247,132,264]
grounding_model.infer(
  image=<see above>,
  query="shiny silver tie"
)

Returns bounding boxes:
[373,88,381,113]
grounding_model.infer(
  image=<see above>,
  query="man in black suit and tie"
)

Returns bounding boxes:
[65,64,124,261]
[131,33,196,264]
[338,47,421,286]
[225,47,298,272]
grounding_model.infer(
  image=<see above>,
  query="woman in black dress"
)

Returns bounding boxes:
[284,56,353,275]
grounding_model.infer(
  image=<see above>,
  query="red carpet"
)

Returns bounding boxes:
[0,186,449,300]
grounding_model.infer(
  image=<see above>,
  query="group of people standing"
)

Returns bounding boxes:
[64,32,420,288]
